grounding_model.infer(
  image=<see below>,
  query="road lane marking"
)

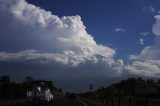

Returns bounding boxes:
[77,97,88,106]
[79,97,100,106]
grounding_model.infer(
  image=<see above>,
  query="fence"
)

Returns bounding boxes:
[94,96,160,106]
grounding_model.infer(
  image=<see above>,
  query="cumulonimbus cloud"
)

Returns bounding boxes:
[0,0,160,79]
[0,0,115,66]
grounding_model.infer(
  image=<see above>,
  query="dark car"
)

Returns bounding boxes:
[68,93,77,99]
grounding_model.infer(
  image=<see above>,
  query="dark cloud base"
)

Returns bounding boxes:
[0,61,127,92]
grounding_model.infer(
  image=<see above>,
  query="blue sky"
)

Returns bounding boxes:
[0,0,160,92]
[26,0,158,60]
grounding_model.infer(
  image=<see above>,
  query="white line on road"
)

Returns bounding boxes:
[77,97,88,106]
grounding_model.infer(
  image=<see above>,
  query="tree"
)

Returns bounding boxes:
[23,76,33,90]
[25,76,33,83]
[0,75,13,99]
[1,75,10,84]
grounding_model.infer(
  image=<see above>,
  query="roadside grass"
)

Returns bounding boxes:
[0,99,26,106]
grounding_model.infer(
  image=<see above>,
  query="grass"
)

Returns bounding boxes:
[0,99,26,106]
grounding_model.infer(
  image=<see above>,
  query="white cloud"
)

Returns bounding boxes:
[0,0,115,67]
[140,38,144,45]
[125,60,160,77]
[130,14,160,60]
[109,59,124,77]
[115,28,126,32]
[0,0,160,81]
[140,32,150,36]
[0,49,113,66]
[153,15,160,36]
[142,6,156,13]
[130,45,160,60]
[128,13,160,77]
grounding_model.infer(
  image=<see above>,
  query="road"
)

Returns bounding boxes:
[13,97,97,106]
[52,97,83,106]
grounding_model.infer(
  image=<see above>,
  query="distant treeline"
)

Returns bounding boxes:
[81,77,160,99]
[0,75,61,100]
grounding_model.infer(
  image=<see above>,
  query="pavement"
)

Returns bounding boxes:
[12,97,98,106]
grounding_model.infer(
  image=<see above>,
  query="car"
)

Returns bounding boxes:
[68,93,77,99]
[26,86,54,103]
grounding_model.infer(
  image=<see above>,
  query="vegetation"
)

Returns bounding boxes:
[0,75,62,101]
[81,77,160,100]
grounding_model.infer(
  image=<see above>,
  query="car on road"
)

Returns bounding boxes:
[67,93,77,99]
[26,86,54,103]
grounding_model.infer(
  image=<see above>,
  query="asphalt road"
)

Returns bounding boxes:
[51,97,83,106]
[13,97,97,106]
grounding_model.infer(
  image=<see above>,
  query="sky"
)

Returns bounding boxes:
[0,0,160,92]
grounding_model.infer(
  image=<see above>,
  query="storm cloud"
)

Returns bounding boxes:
[0,0,160,91]
[0,0,116,66]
